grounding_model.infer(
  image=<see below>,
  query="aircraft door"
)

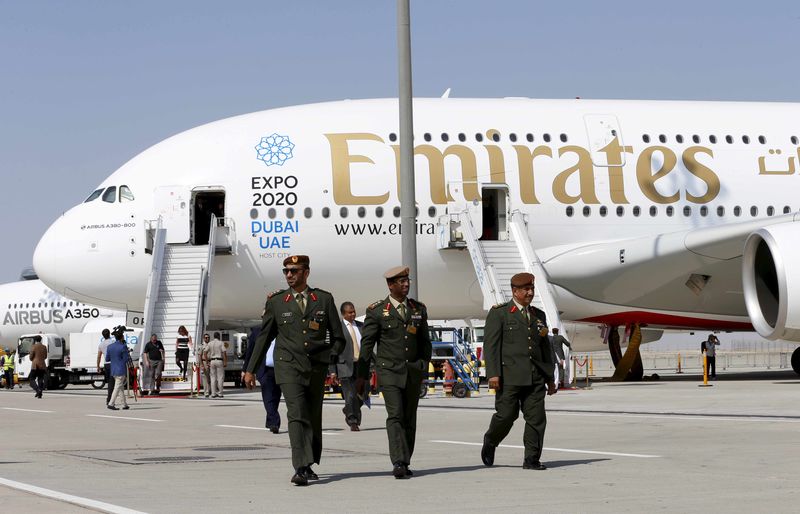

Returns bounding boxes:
[154,186,191,244]
[584,114,626,167]
[479,184,509,241]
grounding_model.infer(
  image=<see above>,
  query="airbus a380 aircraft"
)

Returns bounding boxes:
[30,98,800,373]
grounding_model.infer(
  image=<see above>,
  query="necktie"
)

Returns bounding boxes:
[348,323,359,359]
[523,306,530,324]
[296,293,305,312]
[397,303,406,320]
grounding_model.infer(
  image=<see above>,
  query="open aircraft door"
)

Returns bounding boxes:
[154,186,190,243]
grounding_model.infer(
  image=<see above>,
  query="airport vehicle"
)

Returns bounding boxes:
[15,327,141,389]
[31,97,800,376]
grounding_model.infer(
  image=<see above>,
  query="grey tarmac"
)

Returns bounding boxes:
[0,370,798,513]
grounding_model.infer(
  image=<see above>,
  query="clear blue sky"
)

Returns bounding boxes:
[1,1,799,283]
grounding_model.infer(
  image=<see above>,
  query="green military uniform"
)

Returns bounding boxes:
[483,300,554,463]
[358,296,432,468]
[247,286,346,470]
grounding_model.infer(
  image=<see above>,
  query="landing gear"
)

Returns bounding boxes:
[792,347,800,376]
[608,324,644,382]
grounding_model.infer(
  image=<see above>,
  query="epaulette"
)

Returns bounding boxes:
[310,287,331,295]
[266,289,284,300]
[367,300,384,311]
[491,302,507,310]
[408,298,426,309]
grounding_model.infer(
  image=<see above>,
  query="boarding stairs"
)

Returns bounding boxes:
[437,205,563,332]
[141,215,227,392]
[428,327,480,397]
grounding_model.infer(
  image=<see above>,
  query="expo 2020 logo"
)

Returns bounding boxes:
[255,133,295,166]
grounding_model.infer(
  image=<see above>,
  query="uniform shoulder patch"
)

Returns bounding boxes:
[367,300,384,311]
[491,302,507,310]
[310,287,331,296]
[266,289,284,300]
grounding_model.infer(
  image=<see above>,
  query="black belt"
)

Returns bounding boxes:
[211,358,223,360]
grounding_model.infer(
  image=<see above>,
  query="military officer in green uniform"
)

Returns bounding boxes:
[357,266,432,479]
[244,255,346,486]
[481,272,557,470]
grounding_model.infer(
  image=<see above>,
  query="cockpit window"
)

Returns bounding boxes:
[84,189,104,203]
[102,186,117,203]
[119,185,135,202]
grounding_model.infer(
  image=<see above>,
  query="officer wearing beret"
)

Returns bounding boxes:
[481,272,557,470]
[244,255,346,486]
[357,266,432,479]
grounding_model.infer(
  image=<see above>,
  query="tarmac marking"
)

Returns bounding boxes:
[215,424,342,435]
[86,414,163,422]
[1,407,53,413]
[548,411,800,423]
[0,477,145,514]
[431,440,661,458]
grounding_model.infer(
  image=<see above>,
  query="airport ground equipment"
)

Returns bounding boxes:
[142,214,236,393]
[428,327,480,398]
[14,329,140,389]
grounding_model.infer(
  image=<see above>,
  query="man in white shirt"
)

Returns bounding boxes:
[96,328,114,405]
[206,332,227,398]
[333,301,365,431]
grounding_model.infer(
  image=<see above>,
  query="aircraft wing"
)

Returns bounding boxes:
[542,212,800,324]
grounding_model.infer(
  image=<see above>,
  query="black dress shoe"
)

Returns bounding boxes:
[107,405,118,410]
[269,426,280,434]
[392,462,408,479]
[481,437,495,467]
[291,470,308,486]
[303,466,319,480]
[522,459,547,470]
[349,424,360,432]
[405,467,414,477]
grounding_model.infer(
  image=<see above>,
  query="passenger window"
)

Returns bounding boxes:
[666,206,674,217]
[475,133,483,142]
[733,206,741,217]
[389,133,397,142]
[491,132,500,142]
[725,135,733,144]
[717,206,725,216]
[566,206,574,217]
[304,207,312,218]
[428,206,437,217]
[286,208,294,219]
[758,135,766,144]
[102,186,117,203]
[526,134,534,142]
[441,133,449,142]
[119,185,134,202]
[84,189,104,203]
[742,135,750,144]
[649,206,657,217]
[676,135,684,143]
[750,206,758,216]
[560,133,568,142]
[393,206,401,217]
[632,206,641,217]
[700,206,708,216]
[692,135,700,143]
[268,208,276,219]
[792,136,799,145]
[767,206,774,216]
[375,207,384,218]
[340,207,348,218]
[642,134,650,143]
[659,134,666,143]
[423,133,431,142]
[322,207,330,219]
[616,206,624,217]
[683,206,692,217]
[543,133,551,143]
[357,207,366,218]
[458,133,466,142]
[599,206,607,217]
[709,135,717,144]
[509,133,517,142]
[582,206,591,217]
[784,206,791,214]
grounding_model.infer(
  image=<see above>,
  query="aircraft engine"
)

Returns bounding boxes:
[742,223,800,341]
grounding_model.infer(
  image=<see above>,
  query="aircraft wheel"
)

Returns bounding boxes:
[452,382,468,398]
[791,347,800,376]
[91,378,106,389]
[418,383,428,399]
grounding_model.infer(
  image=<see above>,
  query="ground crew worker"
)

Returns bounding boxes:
[3,348,15,389]
[357,265,432,479]
[244,255,346,486]
[481,272,557,470]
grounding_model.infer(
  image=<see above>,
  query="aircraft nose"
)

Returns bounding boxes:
[33,216,64,293]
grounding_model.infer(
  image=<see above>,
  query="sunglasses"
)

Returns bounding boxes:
[282,267,306,275]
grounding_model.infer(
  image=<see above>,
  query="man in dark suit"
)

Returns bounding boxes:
[481,272,557,471]
[244,255,346,486]
[332,301,364,431]
[357,266,432,479]
[243,325,282,433]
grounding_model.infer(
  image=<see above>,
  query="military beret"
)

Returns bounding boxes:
[510,272,535,287]
[384,265,410,281]
[283,255,310,267]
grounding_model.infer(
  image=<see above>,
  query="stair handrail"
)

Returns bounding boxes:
[458,209,505,308]
[194,214,218,349]
[215,216,236,254]
[142,217,166,346]
[508,211,564,332]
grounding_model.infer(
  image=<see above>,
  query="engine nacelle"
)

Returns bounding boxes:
[742,223,800,340]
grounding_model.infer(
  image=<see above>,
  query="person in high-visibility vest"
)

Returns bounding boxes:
[3,347,16,389]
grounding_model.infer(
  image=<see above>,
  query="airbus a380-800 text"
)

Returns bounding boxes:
[30,97,800,373]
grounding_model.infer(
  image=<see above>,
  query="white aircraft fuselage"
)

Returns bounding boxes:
[31,98,800,342]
